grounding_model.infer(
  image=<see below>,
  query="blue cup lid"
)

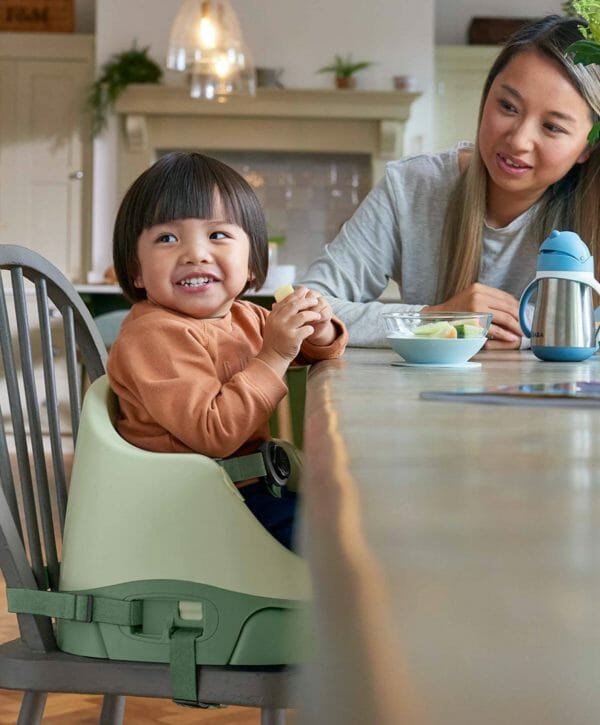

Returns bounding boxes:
[537,230,593,273]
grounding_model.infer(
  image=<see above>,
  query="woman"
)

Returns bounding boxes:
[301,15,600,347]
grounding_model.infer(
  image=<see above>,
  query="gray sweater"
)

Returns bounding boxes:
[301,143,540,347]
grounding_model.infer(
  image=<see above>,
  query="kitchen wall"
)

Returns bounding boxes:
[87,0,565,276]
[75,0,567,41]
[435,0,564,43]
[90,0,434,277]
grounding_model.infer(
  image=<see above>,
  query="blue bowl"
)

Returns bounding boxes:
[383,312,492,364]
[386,335,487,364]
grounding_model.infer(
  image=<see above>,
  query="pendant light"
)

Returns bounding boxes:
[167,0,256,100]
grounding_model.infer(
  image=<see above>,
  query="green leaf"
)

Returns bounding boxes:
[572,1,600,41]
[588,121,600,144]
[87,42,163,138]
[566,39,600,64]
[316,53,374,77]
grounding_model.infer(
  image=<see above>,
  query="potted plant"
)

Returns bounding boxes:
[88,42,163,137]
[317,53,374,89]
[267,233,286,266]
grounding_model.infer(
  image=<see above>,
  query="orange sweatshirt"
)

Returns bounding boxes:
[107,299,347,458]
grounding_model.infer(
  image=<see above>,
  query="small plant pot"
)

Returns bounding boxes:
[335,75,356,89]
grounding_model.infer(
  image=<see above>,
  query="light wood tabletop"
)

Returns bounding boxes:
[298,348,600,725]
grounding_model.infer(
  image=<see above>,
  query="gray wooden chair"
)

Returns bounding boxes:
[0,245,295,724]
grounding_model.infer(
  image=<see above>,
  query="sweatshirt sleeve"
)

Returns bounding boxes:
[108,317,287,458]
[300,167,425,348]
[297,316,348,363]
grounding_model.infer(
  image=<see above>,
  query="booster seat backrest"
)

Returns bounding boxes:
[60,375,311,601]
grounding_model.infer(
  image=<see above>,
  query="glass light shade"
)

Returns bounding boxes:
[166,0,256,100]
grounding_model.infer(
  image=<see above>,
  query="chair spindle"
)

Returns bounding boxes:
[10,268,59,589]
[35,279,68,530]
[0,270,45,582]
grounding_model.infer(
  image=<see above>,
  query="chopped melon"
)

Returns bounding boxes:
[454,323,483,338]
[274,283,295,302]
[413,321,457,338]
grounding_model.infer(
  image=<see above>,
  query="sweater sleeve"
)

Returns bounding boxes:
[108,317,287,458]
[297,316,348,363]
[300,166,426,348]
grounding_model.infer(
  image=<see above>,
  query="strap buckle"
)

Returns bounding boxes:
[76,593,94,623]
[258,440,291,498]
[217,440,302,497]
[6,587,143,627]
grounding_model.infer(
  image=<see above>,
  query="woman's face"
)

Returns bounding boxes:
[478,49,593,220]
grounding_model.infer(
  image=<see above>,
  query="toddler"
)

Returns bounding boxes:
[107,152,348,549]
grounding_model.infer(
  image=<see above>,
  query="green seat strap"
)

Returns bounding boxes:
[169,628,203,705]
[7,587,143,626]
[218,451,266,482]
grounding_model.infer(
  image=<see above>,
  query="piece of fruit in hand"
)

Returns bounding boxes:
[274,283,295,302]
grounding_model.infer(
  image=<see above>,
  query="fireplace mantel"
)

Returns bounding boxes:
[114,85,421,193]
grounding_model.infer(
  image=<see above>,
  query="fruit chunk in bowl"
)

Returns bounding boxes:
[383,312,492,364]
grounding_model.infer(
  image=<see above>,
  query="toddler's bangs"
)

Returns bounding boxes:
[143,159,248,231]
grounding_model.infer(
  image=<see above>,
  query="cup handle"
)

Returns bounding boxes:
[518,281,537,338]
[588,282,600,348]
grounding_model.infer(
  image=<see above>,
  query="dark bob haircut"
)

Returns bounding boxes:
[113,151,268,302]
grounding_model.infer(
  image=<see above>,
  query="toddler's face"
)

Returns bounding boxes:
[133,207,251,319]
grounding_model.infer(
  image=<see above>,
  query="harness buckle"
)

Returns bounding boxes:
[76,594,94,623]
[259,440,291,498]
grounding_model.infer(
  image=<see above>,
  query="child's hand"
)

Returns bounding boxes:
[303,289,337,346]
[258,287,321,375]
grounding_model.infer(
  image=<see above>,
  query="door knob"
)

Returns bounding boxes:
[69,170,84,180]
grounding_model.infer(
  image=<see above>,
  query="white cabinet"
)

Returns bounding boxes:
[0,33,93,280]
[433,45,500,152]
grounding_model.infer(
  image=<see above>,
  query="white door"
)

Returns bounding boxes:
[0,60,20,249]
[433,46,500,153]
[0,36,93,281]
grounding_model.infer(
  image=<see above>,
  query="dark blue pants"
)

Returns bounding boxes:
[242,483,297,550]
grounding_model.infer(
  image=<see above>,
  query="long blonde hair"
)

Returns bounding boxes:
[437,15,600,303]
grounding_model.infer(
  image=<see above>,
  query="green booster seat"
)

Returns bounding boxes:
[12,375,313,704]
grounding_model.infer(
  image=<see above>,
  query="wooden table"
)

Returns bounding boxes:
[298,348,600,725]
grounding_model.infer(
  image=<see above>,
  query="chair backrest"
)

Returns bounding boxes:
[0,245,106,651]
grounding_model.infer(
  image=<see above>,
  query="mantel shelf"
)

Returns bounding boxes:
[114,84,422,197]
[115,84,421,122]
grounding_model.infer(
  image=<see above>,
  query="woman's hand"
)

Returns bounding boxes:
[258,287,322,375]
[424,283,522,349]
